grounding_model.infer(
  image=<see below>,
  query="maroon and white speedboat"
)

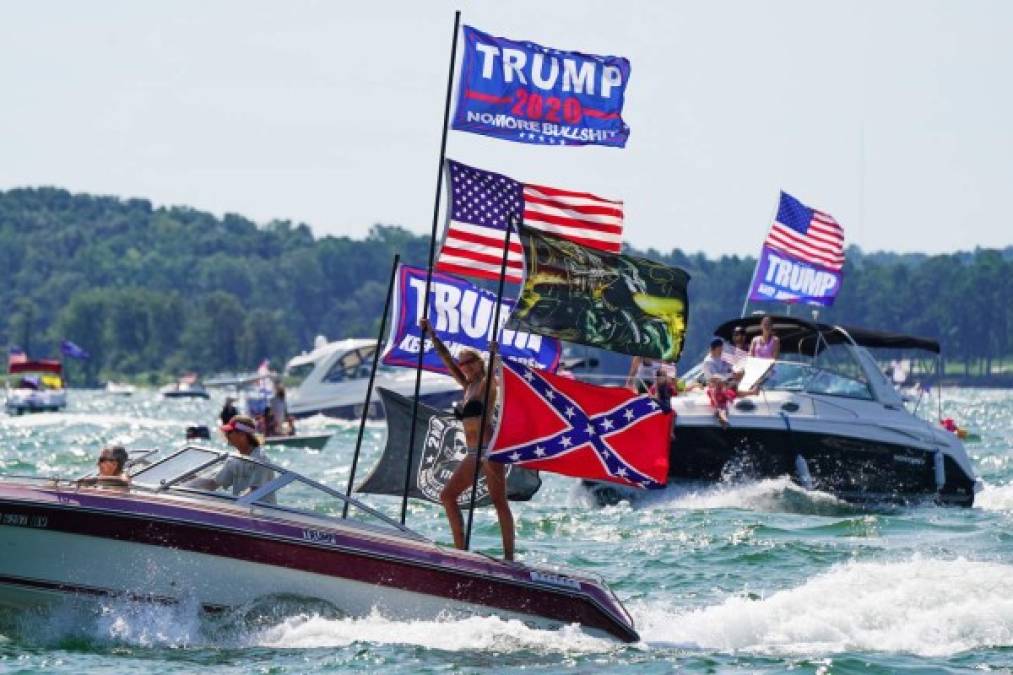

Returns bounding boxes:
[0,447,638,642]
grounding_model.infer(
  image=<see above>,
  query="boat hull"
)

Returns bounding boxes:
[291,388,459,420]
[0,487,638,642]
[667,424,975,506]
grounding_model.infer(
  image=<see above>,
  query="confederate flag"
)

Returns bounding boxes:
[488,359,670,488]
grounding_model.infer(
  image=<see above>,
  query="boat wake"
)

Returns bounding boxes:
[632,557,1013,657]
[975,481,1013,513]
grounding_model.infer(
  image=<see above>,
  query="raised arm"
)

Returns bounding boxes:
[624,356,643,392]
[420,318,467,387]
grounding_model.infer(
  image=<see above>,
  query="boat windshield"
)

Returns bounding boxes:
[322,346,384,383]
[131,447,418,537]
[758,343,875,400]
[284,362,316,389]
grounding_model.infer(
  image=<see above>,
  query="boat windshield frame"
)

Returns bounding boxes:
[130,446,421,538]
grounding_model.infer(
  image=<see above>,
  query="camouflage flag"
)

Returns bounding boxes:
[507,225,690,361]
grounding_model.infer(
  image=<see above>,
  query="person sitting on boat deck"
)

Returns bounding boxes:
[190,415,276,501]
[269,383,294,436]
[420,317,514,561]
[749,315,780,360]
[219,397,239,426]
[702,338,741,429]
[79,445,130,489]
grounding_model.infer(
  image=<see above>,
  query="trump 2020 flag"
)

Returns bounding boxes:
[507,225,690,361]
[452,26,631,148]
[748,191,845,306]
[437,160,624,283]
[488,359,670,488]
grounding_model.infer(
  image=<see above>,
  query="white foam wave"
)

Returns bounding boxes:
[254,610,614,653]
[633,557,1013,657]
[643,476,849,514]
[975,482,1013,513]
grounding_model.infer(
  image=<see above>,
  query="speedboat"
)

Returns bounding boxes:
[160,374,210,399]
[5,359,67,414]
[0,447,638,642]
[263,432,333,450]
[104,381,136,396]
[285,337,459,419]
[588,316,980,507]
[670,316,979,505]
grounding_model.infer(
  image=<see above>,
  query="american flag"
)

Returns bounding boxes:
[436,160,624,283]
[7,347,27,366]
[765,191,845,271]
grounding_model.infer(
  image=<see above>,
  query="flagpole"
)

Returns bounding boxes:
[344,253,400,518]
[741,193,783,318]
[463,226,512,551]
[401,10,462,525]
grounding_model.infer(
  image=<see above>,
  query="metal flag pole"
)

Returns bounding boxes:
[401,10,462,525]
[741,193,783,318]
[463,225,513,551]
[344,253,400,518]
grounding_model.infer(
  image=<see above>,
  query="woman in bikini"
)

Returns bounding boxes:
[420,318,515,561]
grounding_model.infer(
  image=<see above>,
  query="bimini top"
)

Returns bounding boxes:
[713,315,941,355]
[8,359,63,375]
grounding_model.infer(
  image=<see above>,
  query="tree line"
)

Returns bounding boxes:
[1,187,1009,385]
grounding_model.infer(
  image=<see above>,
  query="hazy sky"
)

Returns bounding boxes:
[1,1,1010,255]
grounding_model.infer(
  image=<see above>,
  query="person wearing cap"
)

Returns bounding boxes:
[191,415,275,501]
[702,339,738,428]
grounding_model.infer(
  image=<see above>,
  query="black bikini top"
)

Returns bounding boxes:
[453,398,485,420]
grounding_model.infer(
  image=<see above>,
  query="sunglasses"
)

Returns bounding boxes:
[98,457,116,464]
[459,358,480,367]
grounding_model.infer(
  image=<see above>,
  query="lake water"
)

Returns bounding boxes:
[1,389,1011,673]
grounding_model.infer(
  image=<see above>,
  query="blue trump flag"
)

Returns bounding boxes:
[60,339,90,360]
[747,192,846,307]
[452,25,631,148]
[381,265,562,375]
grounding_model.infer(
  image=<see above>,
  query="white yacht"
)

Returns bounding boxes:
[285,337,459,419]
[669,316,980,505]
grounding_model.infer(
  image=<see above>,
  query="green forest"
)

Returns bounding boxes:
[1,187,1010,385]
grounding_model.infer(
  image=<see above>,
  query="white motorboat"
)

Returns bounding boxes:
[673,316,979,505]
[104,381,136,396]
[5,359,67,414]
[160,374,210,400]
[588,316,981,506]
[0,447,639,642]
[285,337,459,419]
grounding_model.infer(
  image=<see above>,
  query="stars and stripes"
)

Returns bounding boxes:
[488,359,669,489]
[764,191,845,271]
[7,347,27,366]
[436,160,624,283]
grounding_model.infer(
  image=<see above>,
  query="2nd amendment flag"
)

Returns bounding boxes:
[506,225,691,361]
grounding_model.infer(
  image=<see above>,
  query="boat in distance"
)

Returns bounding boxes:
[0,447,639,642]
[262,432,333,450]
[284,337,459,419]
[5,359,67,414]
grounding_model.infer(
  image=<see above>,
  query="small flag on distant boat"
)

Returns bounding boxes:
[452,26,631,148]
[436,160,624,283]
[747,191,845,307]
[506,225,690,361]
[60,340,90,360]
[488,360,669,488]
[356,388,542,507]
[7,347,28,366]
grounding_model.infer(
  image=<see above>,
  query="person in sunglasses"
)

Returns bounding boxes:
[420,317,514,561]
[79,445,130,488]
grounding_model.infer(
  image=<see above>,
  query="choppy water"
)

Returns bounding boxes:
[1,389,1011,673]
